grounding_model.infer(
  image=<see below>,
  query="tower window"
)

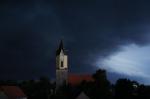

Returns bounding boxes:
[61,61,63,67]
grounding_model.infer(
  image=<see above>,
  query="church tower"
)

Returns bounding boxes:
[56,40,68,88]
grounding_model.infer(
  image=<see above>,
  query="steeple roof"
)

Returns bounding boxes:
[59,40,64,50]
[56,40,66,55]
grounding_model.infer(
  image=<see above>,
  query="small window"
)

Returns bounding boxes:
[61,61,63,67]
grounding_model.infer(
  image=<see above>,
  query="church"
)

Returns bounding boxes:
[56,40,68,88]
[55,40,94,88]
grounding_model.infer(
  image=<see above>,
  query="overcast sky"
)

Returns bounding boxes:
[0,0,150,84]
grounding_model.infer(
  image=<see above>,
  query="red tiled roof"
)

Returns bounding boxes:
[68,74,94,86]
[0,86,27,98]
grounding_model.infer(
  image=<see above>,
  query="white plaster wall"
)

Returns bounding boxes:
[56,50,68,69]
[63,55,68,68]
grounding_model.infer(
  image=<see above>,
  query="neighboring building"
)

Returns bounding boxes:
[0,86,27,99]
[68,74,94,86]
[76,92,90,99]
[56,40,68,88]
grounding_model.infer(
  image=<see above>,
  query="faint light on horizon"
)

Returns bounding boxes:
[96,43,150,84]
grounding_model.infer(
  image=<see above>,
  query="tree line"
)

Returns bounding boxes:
[0,69,150,99]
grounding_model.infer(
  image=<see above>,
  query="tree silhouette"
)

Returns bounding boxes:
[115,79,138,99]
[20,77,52,99]
[2,69,150,99]
[137,84,150,99]
[90,69,112,99]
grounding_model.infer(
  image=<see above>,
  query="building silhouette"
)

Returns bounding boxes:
[56,40,68,88]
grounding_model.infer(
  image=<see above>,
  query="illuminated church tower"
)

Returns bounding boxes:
[56,40,68,88]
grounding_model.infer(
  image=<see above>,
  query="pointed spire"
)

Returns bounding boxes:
[56,40,66,55]
[59,40,64,50]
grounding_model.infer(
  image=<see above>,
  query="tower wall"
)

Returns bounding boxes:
[56,41,68,88]
[56,54,68,69]
[56,69,68,87]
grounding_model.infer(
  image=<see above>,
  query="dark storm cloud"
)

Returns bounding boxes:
[0,0,150,80]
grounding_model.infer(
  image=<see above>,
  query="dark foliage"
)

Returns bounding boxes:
[19,77,53,99]
[0,69,150,99]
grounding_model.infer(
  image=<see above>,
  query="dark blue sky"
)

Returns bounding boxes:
[0,0,150,84]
